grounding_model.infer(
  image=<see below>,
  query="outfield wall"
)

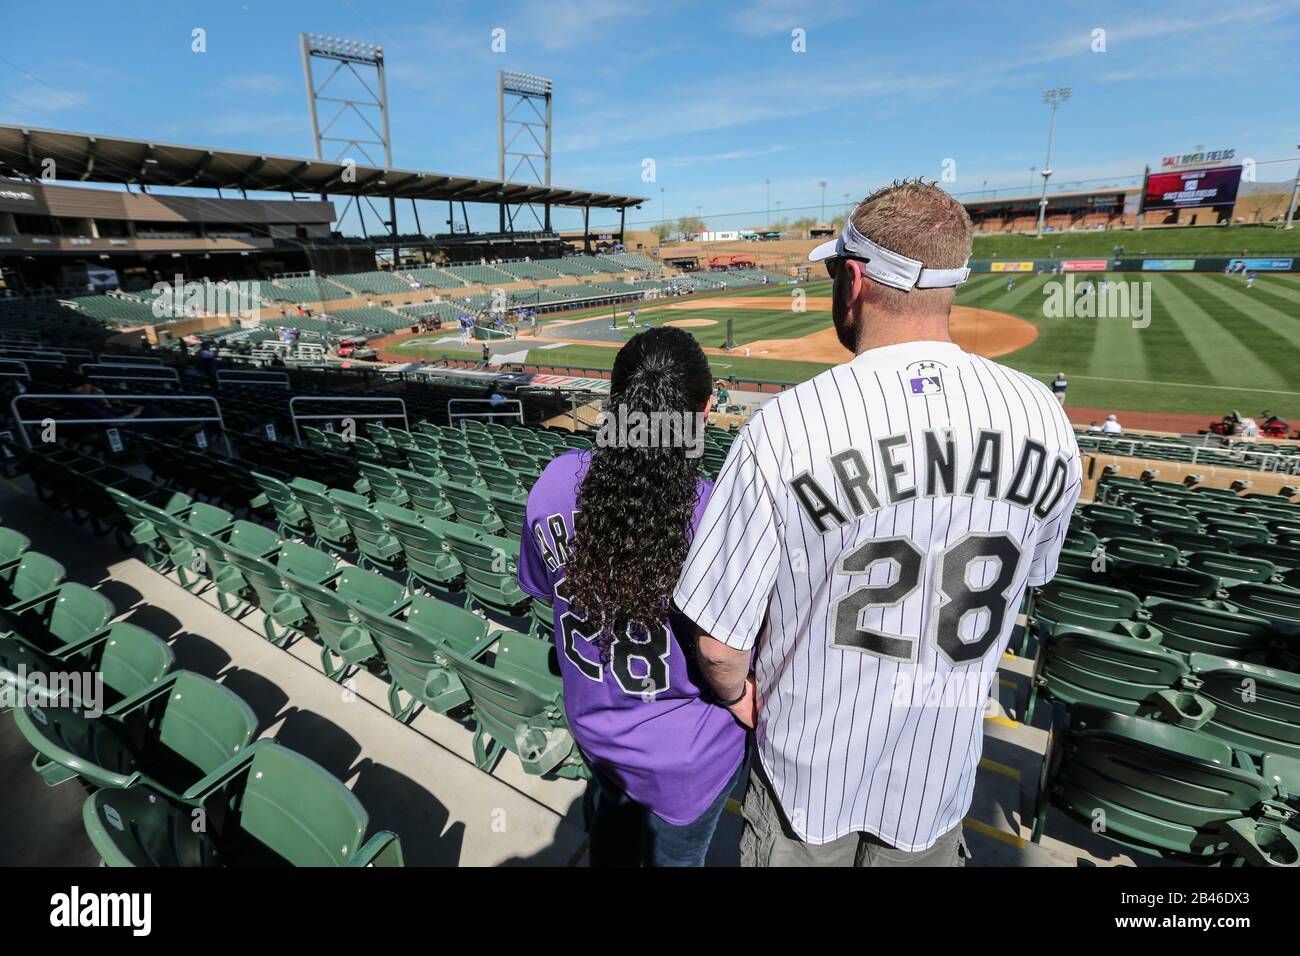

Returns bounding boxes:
[973,256,1297,273]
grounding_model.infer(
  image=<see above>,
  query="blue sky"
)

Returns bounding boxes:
[2,0,1298,235]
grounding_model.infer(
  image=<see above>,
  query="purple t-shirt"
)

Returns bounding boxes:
[517,449,747,825]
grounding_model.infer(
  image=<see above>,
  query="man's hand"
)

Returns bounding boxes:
[728,673,758,729]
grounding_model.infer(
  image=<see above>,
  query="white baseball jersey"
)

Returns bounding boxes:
[674,340,1081,850]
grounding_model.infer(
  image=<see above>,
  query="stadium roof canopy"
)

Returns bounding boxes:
[0,125,645,209]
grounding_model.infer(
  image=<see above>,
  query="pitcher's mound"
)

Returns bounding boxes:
[664,318,718,329]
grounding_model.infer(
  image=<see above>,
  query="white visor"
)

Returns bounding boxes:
[808,219,970,291]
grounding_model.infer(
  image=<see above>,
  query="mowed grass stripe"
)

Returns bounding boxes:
[1233,278,1300,313]
[1182,275,1300,384]
[1147,275,1285,390]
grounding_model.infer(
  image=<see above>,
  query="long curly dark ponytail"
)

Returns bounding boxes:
[566,326,714,641]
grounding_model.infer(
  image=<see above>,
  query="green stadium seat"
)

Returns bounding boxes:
[289,477,354,553]
[281,565,405,680]
[1240,542,1300,572]
[1143,599,1276,659]
[441,630,587,779]
[1115,564,1221,603]
[0,583,116,689]
[14,670,257,794]
[1185,551,1279,586]
[528,597,554,638]
[327,489,404,573]
[441,454,484,488]
[1026,624,1189,723]
[224,539,336,645]
[1156,530,1231,554]
[357,461,410,506]
[1144,514,1203,535]
[1032,705,1300,865]
[392,469,455,521]
[1222,583,1300,628]
[1180,653,1300,761]
[1104,536,1181,569]
[3,620,172,713]
[401,447,448,482]
[440,480,503,535]
[0,527,31,564]
[373,503,463,596]
[348,593,492,720]
[442,526,531,620]
[250,471,313,538]
[82,739,403,867]
[489,491,528,537]
[0,551,67,609]
[1091,519,1156,542]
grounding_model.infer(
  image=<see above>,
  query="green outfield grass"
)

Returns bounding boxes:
[972,225,1300,260]
[956,271,1300,419]
[394,271,1300,421]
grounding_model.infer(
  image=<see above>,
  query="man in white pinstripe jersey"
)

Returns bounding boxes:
[673,180,1081,866]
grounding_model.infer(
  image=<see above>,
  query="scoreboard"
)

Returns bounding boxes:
[1141,165,1243,212]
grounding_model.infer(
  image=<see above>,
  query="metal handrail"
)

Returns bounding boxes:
[9,392,229,455]
[288,395,409,443]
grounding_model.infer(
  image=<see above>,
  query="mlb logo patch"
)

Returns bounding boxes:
[910,375,942,395]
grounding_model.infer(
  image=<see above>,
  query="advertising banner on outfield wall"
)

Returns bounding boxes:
[1228,258,1295,271]
[1142,259,1197,271]
[1061,259,1110,272]
[990,261,1034,272]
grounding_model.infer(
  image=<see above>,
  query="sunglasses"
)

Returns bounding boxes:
[823,255,868,280]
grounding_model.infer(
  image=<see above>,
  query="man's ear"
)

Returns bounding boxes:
[841,258,866,305]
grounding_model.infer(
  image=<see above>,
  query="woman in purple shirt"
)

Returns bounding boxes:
[517,327,748,866]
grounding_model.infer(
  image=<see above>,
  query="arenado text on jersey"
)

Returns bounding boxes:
[789,427,1071,534]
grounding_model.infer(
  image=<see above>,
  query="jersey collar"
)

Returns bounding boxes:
[849,340,965,370]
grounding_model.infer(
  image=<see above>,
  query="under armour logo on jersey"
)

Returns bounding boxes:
[907,359,944,396]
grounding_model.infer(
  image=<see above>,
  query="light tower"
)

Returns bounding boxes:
[300,33,397,258]
[819,180,827,221]
[498,70,553,234]
[1036,86,1071,238]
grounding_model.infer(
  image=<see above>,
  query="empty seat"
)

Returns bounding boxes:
[348,593,493,720]
[281,566,406,680]
[1031,705,1299,865]
[82,740,403,867]
[15,670,257,795]
[0,551,67,609]
[441,630,587,779]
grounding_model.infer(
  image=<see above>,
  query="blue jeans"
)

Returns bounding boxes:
[587,760,744,867]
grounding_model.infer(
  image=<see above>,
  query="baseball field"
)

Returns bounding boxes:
[383,271,1300,428]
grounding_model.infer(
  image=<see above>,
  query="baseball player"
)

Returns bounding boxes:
[674,180,1081,866]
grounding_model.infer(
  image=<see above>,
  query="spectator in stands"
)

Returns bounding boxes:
[1087,421,1103,433]
[715,380,730,410]
[1101,413,1123,435]
[1237,414,1259,438]
[487,384,507,409]
[481,343,491,364]
[516,327,743,867]
[1051,371,1068,405]
[197,341,218,379]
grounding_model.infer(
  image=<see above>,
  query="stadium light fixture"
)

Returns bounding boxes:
[1036,87,1071,238]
